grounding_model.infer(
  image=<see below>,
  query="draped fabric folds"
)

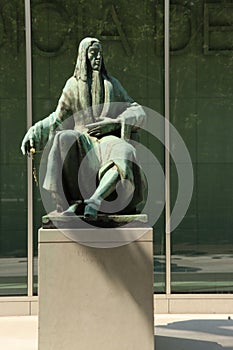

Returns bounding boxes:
[34,37,147,213]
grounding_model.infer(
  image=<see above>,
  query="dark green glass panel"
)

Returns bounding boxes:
[0,0,27,296]
[31,0,165,294]
[170,0,233,293]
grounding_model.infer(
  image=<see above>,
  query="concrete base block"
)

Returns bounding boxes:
[38,227,154,350]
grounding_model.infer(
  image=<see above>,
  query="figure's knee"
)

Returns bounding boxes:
[54,130,79,150]
[57,130,77,142]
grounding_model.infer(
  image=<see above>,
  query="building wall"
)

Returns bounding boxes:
[0,0,233,312]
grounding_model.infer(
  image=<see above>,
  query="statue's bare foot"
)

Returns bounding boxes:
[84,203,98,220]
[84,198,101,220]
[62,201,82,216]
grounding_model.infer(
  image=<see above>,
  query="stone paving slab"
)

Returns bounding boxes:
[1,314,233,350]
[0,316,38,350]
[155,314,233,350]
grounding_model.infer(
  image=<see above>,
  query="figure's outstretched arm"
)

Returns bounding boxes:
[21,78,74,155]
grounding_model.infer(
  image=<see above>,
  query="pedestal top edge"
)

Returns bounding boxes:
[38,227,153,243]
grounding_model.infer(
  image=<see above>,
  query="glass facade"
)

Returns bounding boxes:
[30,0,166,294]
[0,0,232,300]
[0,0,27,296]
[170,1,233,293]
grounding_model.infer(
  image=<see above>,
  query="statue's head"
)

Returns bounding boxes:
[74,37,107,81]
[87,41,102,71]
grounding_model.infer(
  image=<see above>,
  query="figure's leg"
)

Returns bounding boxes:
[59,130,83,204]
[43,131,73,212]
[44,129,97,215]
[84,167,119,219]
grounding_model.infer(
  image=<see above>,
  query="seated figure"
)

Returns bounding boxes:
[21,37,146,220]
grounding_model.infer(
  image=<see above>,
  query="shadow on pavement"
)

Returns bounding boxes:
[155,319,233,350]
[156,319,233,338]
[155,335,231,350]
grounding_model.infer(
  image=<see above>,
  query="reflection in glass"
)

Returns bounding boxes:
[170,1,233,293]
[31,0,166,294]
[0,0,27,296]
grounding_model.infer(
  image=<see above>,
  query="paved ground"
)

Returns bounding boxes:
[155,314,233,350]
[0,316,38,350]
[0,314,233,350]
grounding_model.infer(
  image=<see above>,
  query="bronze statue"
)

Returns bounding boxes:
[21,37,146,220]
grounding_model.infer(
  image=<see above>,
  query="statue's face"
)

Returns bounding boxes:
[87,42,102,71]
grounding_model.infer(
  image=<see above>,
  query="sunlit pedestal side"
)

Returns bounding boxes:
[38,226,154,350]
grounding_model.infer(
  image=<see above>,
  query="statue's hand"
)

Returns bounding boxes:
[87,119,120,138]
[21,126,36,155]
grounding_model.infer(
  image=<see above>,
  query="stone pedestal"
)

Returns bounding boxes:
[38,227,154,350]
